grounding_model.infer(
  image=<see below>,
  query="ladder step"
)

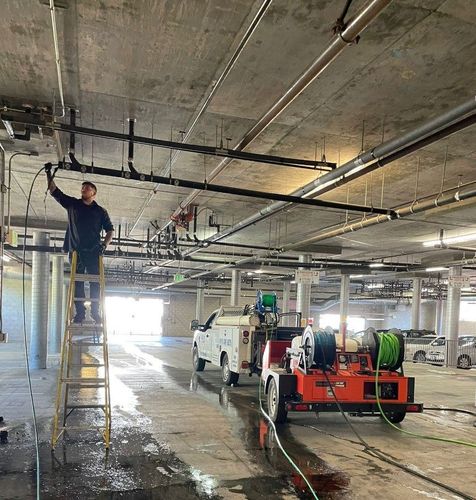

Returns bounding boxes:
[70,363,105,368]
[66,404,105,409]
[61,377,105,384]
[70,341,105,346]
[72,297,101,302]
[73,274,101,282]
[67,324,103,331]
[60,425,105,431]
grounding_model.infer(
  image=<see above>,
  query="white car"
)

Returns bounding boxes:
[426,336,476,369]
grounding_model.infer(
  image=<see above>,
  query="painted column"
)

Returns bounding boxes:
[30,231,50,369]
[296,254,312,325]
[411,278,422,330]
[339,274,350,336]
[230,269,241,306]
[445,266,461,367]
[196,279,205,323]
[282,281,291,327]
[49,254,64,357]
[435,298,444,336]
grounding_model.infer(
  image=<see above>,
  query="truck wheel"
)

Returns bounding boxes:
[222,353,239,386]
[192,345,206,372]
[457,355,472,369]
[267,378,287,424]
[381,411,406,423]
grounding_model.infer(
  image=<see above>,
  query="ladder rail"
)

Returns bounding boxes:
[51,251,77,448]
[51,251,111,449]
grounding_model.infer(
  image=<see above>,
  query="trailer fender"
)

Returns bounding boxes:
[263,371,296,399]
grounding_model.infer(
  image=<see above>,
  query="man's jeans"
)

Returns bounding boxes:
[70,250,100,320]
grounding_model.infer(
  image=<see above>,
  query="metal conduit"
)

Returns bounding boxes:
[167,0,391,222]
[286,183,476,247]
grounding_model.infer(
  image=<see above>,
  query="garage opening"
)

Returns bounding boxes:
[105,296,163,337]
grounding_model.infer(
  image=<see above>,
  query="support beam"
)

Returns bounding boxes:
[30,231,50,369]
[296,255,312,325]
[411,278,422,330]
[282,281,291,327]
[195,280,205,323]
[49,255,64,360]
[230,270,241,306]
[445,266,461,367]
[435,298,444,336]
[339,275,350,337]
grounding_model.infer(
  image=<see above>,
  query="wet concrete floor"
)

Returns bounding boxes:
[1,337,476,499]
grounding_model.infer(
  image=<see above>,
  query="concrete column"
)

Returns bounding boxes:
[230,269,241,306]
[339,274,350,336]
[435,298,444,335]
[49,255,64,357]
[445,266,461,367]
[196,280,205,323]
[296,254,312,324]
[30,231,50,369]
[281,281,291,326]
[411,278,422,330]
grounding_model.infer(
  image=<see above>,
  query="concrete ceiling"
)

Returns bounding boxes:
[1,0,476,285]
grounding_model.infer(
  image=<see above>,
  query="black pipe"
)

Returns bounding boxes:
[69,109,75,153]
[127,119,139,175]
[58,158,396,217]
[0,110,335,171]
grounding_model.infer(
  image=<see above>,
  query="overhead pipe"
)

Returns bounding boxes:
[128,0,273,235]
[166,0,391,224]
[1,111,335,172]
[191,98,476,250]
[49,0,65,118]
[0,143,5,336]
[57,158,395,216]
[286,177,476,248]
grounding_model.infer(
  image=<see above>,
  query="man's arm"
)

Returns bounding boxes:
[103,230,114,249]
[101,209,114,251]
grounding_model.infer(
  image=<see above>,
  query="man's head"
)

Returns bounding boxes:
[81,181,97,203]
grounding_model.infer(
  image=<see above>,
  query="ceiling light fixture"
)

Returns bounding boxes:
[350,274,364,279]
[369,262,384,268]
[423,233,476,247]
[425,266,448,272]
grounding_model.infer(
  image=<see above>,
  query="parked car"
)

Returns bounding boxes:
[405,335,437,362]
[426,336,476,369]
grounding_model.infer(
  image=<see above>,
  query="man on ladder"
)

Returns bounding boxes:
[46,168,114,323]
[47,167,114,448]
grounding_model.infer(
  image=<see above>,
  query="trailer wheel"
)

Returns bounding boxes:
[267,378,287,424]
[222,353,239,386]
[381,411,406,423]
[192,345,206,372]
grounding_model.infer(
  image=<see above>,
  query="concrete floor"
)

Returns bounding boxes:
[1,337,476,499]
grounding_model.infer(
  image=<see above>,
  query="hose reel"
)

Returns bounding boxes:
[361,328,405,371]
[302,327,336,370]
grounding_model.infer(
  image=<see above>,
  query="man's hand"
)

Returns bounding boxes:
[45,163,57,194]
[45,162,52,178]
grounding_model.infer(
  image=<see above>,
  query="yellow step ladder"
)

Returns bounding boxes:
[51,251,111,449]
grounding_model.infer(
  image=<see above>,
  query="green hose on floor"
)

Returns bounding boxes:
[375,332,476,448]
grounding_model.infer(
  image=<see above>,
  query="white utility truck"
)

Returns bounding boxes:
[191,292,303,385]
